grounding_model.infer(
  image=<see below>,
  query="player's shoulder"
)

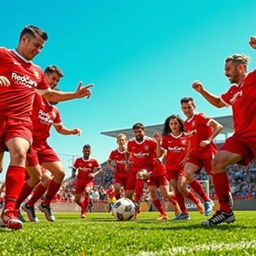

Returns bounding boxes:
[144,136,156,144]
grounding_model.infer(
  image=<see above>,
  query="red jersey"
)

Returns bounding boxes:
[0,48,49,122]
[184,113,217,158]
[31,93,62,141]
[73,157,100,180]
[161,132,189,170]
[108,149,128,178]
[127,136,156,172]
[221,70,256,137]
[106,188,115,200]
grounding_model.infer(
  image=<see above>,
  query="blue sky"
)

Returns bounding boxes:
[1,0,256,178]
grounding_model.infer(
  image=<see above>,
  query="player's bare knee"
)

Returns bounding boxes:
[12,150,27,165]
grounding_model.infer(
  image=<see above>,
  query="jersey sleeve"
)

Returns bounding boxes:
[53,107,62,126]
[220,85,237,106]
[73,159,79,169]
[198,113,212,126]
[108,151,114,161]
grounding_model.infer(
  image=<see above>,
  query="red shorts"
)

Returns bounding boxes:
[187,152,213,175]
[166,168,184,180]
[148,175,168,187]
[75,179,94,194]
[220,134,256,165]
[113,174,129,187]
[26,141,60,166]
[126,167,152,190]
[0,116,32,151]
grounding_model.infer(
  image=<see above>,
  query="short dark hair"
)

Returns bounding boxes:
[83,144,91,150]
[180,97,194,105]
[162,114,184,136]
[225,54,250,68]
[44,65,64,77]
[19,25,48,42]
[132,122,144,130]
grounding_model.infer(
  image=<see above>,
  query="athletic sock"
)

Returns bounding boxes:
[4,166,26,210]
[153,199,166,215]
[189,179,209,202]
[15,182,33,209]
[42,180,61,205]
[27,183,47,206]
[212,172,231,213]
[134,178,144,202]
[175,192,188,215]
[83,197,90,213]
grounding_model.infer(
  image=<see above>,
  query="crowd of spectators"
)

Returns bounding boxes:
[52,160,256,203]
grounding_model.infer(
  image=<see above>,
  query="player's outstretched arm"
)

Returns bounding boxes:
[42,82,94,102]
[192,80,225,108]
[249,36,256,49]
[54,124,81,136]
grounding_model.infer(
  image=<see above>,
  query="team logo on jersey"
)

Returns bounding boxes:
[144,145,149,151]
[88,163,92,167]
[181,140,187,145]
[34,70,40,80]
[192,121,196,127]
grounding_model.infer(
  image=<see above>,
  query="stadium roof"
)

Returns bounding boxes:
[101,115,233,139]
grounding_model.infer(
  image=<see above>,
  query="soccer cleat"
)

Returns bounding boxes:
[171,212,190,221]
[17,210,26,222]
[21,202,39,222]
[196,201,205,215]
[204,200,213,216]
[38,203,55,222]
[201,210,236,226]
[1,208,23,230]
[156,214,168,221]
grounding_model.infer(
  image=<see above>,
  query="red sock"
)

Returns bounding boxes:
[83,197,90,213]
[189,179,209,202]
[4,166,26,210]
[169,193,178,206]
[153,199,166,215]
[27,183,47,206]
[185,190,200,204]
[175,192,188,215]
[15,182,33,209]
[77,200,84,209]
[134,179,144,202]
[213,172,231,213]
[42,180,61,205]
[115,193,121,200]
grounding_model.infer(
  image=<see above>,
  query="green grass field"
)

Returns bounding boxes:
[0,211,255,256]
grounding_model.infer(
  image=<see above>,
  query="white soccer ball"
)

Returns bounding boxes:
[112,198,136,221]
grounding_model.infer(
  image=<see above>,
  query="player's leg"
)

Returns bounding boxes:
[202,150,241,226]
[148,184,167,220]
[74,192,84,217]
[38,161,65,222]
[2,137,29,229]
[22,170,51,222]
[178,175,204,214]
[82,184,93,217]
[185,161,212,215]
[113,181,122,200]
[134,169,149,203]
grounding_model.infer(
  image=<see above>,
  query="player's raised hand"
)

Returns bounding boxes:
[153,132,161,143]
[192,80,204,92]
[0,76,10,86]
[75,81,94,99]
[249,36,256,49]
[72,128,82,136]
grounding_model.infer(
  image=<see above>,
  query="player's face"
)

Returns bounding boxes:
[169,118,181,135]
[83,148,91,159]
[21,34,45,60]
[45,72,62,89]
[133,128,145,141]
[117,136,127,147]
[181,101,195,119]
[225,61,240,83]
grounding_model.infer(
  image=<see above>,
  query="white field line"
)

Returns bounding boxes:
[135,240,256,256]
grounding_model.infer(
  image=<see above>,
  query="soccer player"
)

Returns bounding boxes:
[192,36,256,226]
[0,25,93,229]
[107,133,129,200]
[154,114,204,220]
[180,97,223,216]
[19,65,82,222]
[125,123,179,220]
[72,144,102,218]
